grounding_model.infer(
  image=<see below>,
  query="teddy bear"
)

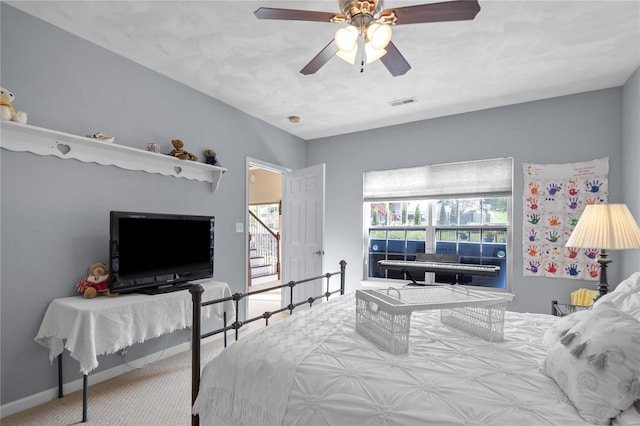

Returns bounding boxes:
[76,262,118,298]
[204,149,222,166]
[0,87,27,124]
[167,139,197,161]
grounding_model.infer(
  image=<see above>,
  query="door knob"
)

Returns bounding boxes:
[314,250,324,255]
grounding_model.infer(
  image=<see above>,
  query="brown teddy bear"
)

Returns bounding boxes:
[204,149,222,166]
[167,139,197,161]
[76,262,118,298]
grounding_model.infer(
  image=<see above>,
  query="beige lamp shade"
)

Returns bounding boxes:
[335,26,358,52]
[336,47,357,64]
[364,42,387,64]
[335,26,358,64]
[335,24,392,65]
[566,203,640,250]
[366,23,392,50]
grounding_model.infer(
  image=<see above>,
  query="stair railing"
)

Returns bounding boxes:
[248,210,280,286]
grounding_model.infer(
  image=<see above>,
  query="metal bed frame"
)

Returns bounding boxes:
[189,260,347,426]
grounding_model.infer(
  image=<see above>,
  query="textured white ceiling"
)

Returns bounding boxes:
[8,1,640,140]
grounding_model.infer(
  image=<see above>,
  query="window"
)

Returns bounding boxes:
[249,203,280,231]
[363,159,513,290]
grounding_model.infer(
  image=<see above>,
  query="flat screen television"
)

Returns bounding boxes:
[109,211,214,294]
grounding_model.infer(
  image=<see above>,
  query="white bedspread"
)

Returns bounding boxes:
[195,293,592,426]
[194,296,354,425]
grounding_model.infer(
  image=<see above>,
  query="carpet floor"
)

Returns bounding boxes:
[2,296,283,426]
[247,289,281,320]
[2,338,226,426]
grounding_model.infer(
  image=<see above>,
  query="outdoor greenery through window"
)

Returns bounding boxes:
[367,197,510,289]
[249,204,280,231]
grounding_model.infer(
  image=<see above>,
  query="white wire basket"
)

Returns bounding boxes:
[355,286,507,354]
[440,301,507,343]
[355,289,414,355]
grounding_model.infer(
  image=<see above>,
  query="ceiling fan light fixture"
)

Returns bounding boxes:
[336,46,358,64]
[334,25,358,52]
[255,0,481,76]
[364,42,387,64]
[366,23,392,50]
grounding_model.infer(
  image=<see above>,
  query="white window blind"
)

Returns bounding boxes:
[363,158,513,202]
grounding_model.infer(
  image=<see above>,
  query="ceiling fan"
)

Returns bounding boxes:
[254,0,481,77]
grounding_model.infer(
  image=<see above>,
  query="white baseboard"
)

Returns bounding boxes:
[0,333,223,418]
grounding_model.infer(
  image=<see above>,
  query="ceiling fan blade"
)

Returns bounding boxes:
[381,0,480,25]
[254,7,344,23]
[380,41,411,77]
[300,40,339,75]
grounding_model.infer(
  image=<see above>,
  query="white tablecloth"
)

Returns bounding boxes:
[35,280,234,374]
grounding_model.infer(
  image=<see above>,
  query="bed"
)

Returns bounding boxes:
[190,266,640,426]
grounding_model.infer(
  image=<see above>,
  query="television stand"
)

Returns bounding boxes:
[137,282,191,295]
[34,280,234,423]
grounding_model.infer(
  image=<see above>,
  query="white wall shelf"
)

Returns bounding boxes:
[0,121,226,191]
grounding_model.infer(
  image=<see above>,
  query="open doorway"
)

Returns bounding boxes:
[247,160,284,319]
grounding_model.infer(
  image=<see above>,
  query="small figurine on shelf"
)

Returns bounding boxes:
[146,143,160,153]
[0,87,27,124]
[76,262,118,298]
[203,149,222,167]
[85,132,114,143]
[167,139,197,161]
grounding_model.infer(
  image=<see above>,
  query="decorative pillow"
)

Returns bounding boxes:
[595,272,640,321]
[613,401,640,426]
[543,308,591,350]
[541,301,640,425]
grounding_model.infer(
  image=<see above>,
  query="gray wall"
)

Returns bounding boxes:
[307,87,631,314]
[1,4,305,405]
[622,67,640,278]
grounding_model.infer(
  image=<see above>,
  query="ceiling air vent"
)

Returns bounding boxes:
[389,97,417,107]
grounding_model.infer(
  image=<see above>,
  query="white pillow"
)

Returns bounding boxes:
[595,272,640,320]
[613,401,640,426]
[543,308,591,350]
[541,301,640,425]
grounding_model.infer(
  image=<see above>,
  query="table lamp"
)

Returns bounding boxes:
[566,203,640,299]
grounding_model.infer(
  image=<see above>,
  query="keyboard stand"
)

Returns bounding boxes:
[402,270,460,287]
[404,270,420,286]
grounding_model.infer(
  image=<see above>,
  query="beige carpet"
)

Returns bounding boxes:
[2,338,225,426]
[247,289,281,320]
[1,310,285,426]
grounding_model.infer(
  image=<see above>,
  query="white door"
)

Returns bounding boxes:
[282,164,325,307]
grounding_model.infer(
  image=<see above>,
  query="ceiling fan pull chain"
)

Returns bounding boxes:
[360,31,366,73]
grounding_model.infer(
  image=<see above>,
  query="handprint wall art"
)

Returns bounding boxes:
[523,157,609,280]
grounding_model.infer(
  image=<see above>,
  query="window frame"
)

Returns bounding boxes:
[364,198,512,290]
[362,157,514,292]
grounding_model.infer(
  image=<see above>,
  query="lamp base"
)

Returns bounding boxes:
[594,249,611,302]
